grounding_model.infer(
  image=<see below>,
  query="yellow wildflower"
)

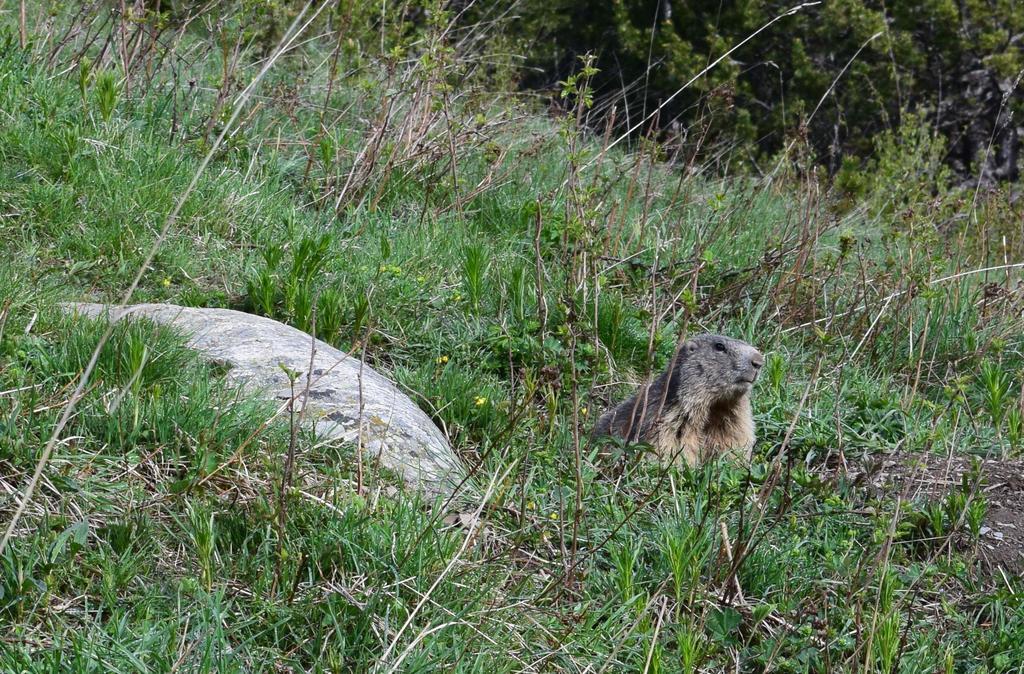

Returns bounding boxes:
[474,396,487,407]
[436,355,449,364]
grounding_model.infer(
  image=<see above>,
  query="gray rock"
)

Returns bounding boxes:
[66,303,468,499]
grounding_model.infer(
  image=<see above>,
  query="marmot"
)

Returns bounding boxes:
[593,333,764,467]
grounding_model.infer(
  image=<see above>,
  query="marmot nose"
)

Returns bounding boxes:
[750,352,764,369]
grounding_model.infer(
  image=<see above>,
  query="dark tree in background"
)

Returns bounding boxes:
[508,0,1023,184]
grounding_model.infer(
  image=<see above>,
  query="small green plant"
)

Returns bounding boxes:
[504,265,531,324]
[979,360,1012,441]
[943,490,966,529]
[284,232,333,332]
[318,132,336,173]
[247,243,284,317]
[1006,406,1022,452]
[926,501,946,538]
[94,69,120,122]
[246,232,337,335]
[873,610,902,673]
[315,286,346,344]
[351,293,369,343]
[765,352,786,398]
[185,504,217,592]
[290,283,314,332]
[77,56,92,106]
[461,243,488,312]
[595,294,625,356]
[558,53,598,111]
[611,538,641,609]
[120,328,149,395]
[676,622,705,674]
[289,231,333,286]
[47,124,81,179]
[966,497,988,541]
[661,524,707,609]
[872,569,902,673]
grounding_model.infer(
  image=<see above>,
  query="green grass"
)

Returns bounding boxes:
[1,8,1023,672]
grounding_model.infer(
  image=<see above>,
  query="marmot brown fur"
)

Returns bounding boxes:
[593,333,764,467]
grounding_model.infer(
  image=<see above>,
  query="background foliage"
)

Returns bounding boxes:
[512,0,1024,183]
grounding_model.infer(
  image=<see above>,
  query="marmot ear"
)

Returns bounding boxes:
[684,340,698,355]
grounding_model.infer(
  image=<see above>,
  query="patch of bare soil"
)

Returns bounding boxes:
[848,452,1024,575]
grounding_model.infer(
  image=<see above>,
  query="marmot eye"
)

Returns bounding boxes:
[714,341,726,352]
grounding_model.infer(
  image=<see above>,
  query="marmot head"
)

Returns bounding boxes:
[673,333,764,402]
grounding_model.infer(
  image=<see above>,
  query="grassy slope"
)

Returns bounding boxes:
[1,13,1023,673]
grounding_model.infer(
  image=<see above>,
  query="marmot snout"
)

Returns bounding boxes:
[593,333,764,467]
